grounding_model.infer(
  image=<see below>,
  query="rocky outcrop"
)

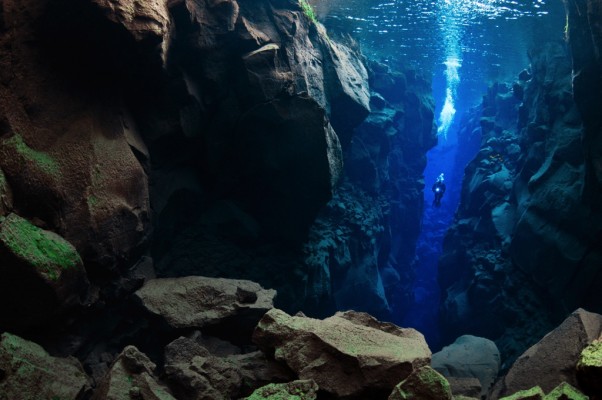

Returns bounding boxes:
[92,345,176,400]
[576,338,602,397]
[0,213,90,330]
[432,335,500,397]
[438,37,602,363]
[0,332,90,399]
[302,62,436,319]
[491,309,602,399]
[253,308,431,399]
[134,276,275,335]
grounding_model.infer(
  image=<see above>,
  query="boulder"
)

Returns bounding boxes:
[253,309,431,399]
[134,276,275,337]
[244,379,319,400]
[432,335,500,397]
[576,338,602,396]
[388,366,453,400]
[0,213,90,330]
[164,336,294,400]
[92,345,175,400]
[0,332,89,399]
[446,377,482,399]
[491,309,602,398]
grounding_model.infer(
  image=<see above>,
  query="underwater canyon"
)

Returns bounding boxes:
[0,0,601,399]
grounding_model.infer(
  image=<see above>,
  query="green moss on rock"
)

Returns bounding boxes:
[0,213,82,281]
[544,382,588,400]
[500,386,545,400]
[578,340,602,368]
[299,0,317,24]
[245,380,319,400]
[390,366,453,400]
[4,134,60,177]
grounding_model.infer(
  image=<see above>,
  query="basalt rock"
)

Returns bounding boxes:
[134,276,275,339]
[0,332,90,400]
[92,345,176,400]
[253,308,431,399]
[388,366,453,400]
[490,309,602,399]
[244,379,319,400]
[164,336,294,400]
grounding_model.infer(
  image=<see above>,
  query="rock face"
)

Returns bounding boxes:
[491,309,602,398]
[253,308,431,399]
[92,345,175,400]
[0,213,90,330]
[0,332,89,399]
[438,37,602,363]
[134,276,275,335]
[302,62,437,319]
[432,335,500,397]
[576,338,602,397]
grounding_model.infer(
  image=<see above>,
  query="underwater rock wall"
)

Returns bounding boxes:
[302,61,437,319]
[0,0,375,325]
[439,33,602,365]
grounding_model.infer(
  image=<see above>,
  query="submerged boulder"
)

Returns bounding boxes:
[253,309,431,399]
[432,335,500,397]
[576,338,602,396]
[92,345,175,400]
[0,213,90,330]
[0,332,89,399]
[134,276,275,336]
[164,336,294,400]
[491,309,602,398]
[388,366,453,400]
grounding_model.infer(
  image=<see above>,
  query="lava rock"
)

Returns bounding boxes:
[92,345,175,400]
[0,213,90,330]
[388,366,453,400]
[134,276,275,337]
[244,379,319,400]
[499,387,545,400]
[432,335,500,397]
[0,332,89,399]
[491,309,602,398]
[545,382,589,400]
[253,309,431,399]
[164,336,294,400]
[446,377,482,399]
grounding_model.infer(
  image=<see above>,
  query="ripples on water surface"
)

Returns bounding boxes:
[317,0,565,85]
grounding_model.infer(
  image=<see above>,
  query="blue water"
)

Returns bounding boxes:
[320,0,565,346]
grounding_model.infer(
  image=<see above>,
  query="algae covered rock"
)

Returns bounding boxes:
[92,345,175,400]
[0,213,90,329]
[253,309,431,399]
[576,339,602,396]
[244,379,319,400]
[499,387,545,400]
[0,168,12,216]
[388,366,453,400]
[0,332,89,399]
[544,382,589,400]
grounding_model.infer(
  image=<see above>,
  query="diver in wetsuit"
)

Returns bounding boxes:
[432,173,446,207]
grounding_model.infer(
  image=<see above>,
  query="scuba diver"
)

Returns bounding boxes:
[432,173,446,207]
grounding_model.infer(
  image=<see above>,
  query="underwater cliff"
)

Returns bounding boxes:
[0,0,602,399]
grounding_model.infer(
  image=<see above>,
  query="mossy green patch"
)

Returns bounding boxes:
[578,340,602,368]
[4,134,60,177]
[245,381,317,400]
[0,214,81,281]
[500,386,545,400]
[544,382,588,400]
[299,0,317,24]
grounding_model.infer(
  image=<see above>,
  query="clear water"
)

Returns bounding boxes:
[315,0,566,345]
